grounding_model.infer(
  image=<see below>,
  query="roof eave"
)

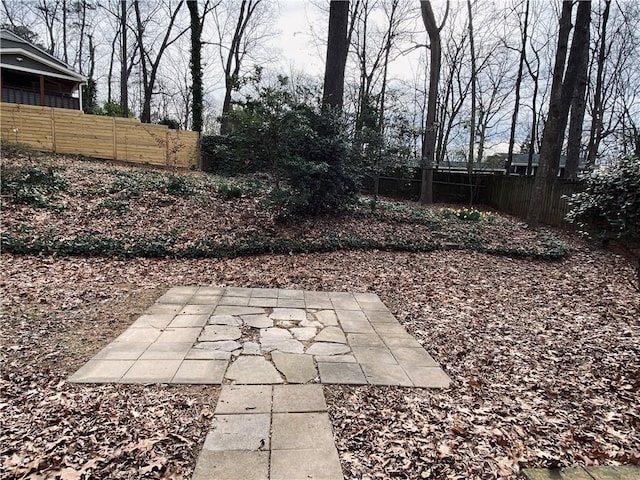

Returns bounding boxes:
[0,47,87,83]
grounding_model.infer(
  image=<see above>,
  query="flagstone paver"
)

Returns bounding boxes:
[192,451,269,480]
[317,362,367,385]
[204,413,271,451]
[224,356,284,384]
[272,384,326,413]
[271,351,318,383]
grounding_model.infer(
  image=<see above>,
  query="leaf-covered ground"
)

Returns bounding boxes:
[1,151,638,479]
[0,152,566,259]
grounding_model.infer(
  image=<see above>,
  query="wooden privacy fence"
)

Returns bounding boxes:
[0,103,199,168]
[482,175,584,226]
[365,170,585,226]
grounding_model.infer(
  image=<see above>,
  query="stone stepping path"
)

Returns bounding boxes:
[69,287,450,387]
[192,384,342,480]
[69,286,451,479]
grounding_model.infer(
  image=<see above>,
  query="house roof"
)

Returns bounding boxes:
[492,153,577,168]
[0,29,87,84]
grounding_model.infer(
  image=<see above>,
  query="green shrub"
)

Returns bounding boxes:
[204,76,361,217]
[165,174,197,196]
[566,155,640,244]
[217,182,243,199]
[108,171,197,199]
[0,163,67,208]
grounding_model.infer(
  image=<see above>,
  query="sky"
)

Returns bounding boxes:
[273,0,326,76]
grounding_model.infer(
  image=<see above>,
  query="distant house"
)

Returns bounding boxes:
[0,29,87,111]
[501,153,584,177]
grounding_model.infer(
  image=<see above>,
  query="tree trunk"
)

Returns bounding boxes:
[220,0,262,135]
[564,22,590,179]
[419,0,448,205]
[188,0,203,132]
[586,0,611,170]
[506,0,529,176]
[62,0,68,64]
[322,0,349,112]
[527,1,591,226]
[135,0,186,124]
[120,0,128,117]
[466,0,476,204]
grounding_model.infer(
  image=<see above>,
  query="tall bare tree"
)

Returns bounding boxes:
[322,0,349,112]
[527,1,591,225]
[419,0,449,205]
[585,0,611,169]
[506,0,530,175]
[133,0,188,123]
[216,0,263,135]
[120,0,128,115]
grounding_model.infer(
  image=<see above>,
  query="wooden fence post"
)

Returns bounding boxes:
[50,108,56,153]
[112,117,117,161]
[165,130,170,166]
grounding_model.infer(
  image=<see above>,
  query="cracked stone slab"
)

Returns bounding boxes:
[270,308,307,321]
[305,342,351,356]
[242,314,274,329]
[360,363,413,386]
[208,315,243,326]
[144,303,182,315]
[129,314,175,329]
[194,340,242,352]
[260,338,305,354]
[290,327,317,341]
[214,306,266,316]
[261,328,293,340]
[241,342,262,355]
[185,348,232,360]
[300,319,323,328]
[215,385,273,414]
[314,354,357,363]
[271,351,318,384]
[199,325,242,342]
[314,326,347,344]
[168,314,209,328]
[313,310,339,326]
[204,413,271,451]
[225,356,284,384]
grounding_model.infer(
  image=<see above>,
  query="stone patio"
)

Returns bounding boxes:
[68,286,451,479]
[66,287,639,479]
[69,286,450,388]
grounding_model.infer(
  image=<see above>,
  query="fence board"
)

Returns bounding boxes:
[482,175,583,226]
[0,102,199,168]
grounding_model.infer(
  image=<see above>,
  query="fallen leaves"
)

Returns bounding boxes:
[1,152,639,479]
